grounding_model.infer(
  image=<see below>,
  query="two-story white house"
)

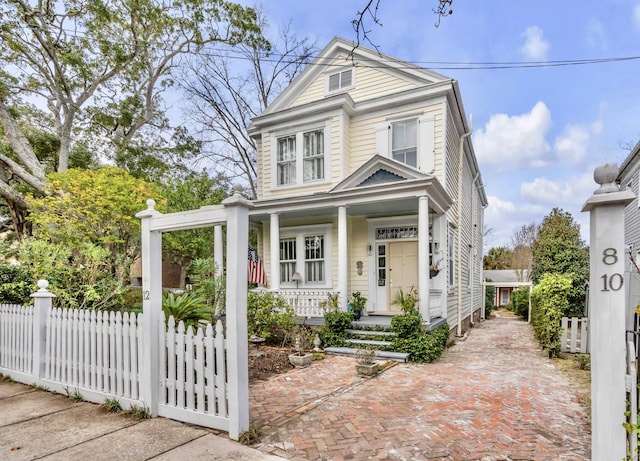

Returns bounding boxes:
[247,37,488,336]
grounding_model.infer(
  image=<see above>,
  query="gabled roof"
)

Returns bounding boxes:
[331,154,430,193]
[484,269,531,284]
[260,37,450,117]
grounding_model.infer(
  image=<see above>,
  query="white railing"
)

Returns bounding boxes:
[277,289,335,317]
[560,317,590,354]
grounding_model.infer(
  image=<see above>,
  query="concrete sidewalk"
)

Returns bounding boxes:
[0,380,284,461]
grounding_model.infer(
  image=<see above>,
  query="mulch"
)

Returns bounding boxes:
[248,345,295,381]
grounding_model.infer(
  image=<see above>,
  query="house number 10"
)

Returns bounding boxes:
[601,247,623,292]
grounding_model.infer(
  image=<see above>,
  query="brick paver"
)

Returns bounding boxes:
[249,316,591,461]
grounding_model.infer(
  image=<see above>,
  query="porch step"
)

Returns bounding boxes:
[345,329,395,337]
[345,338,393,347]
[324,347,410,362]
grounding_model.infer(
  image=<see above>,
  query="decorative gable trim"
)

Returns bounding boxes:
[331,154,430,193]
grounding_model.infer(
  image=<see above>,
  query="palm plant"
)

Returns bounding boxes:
[162,291,211,329]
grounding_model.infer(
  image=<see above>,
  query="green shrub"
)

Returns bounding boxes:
[317,310,353,348]
[389,322,449,363]
[247,291,296,344]
[0,264,35,304]
[531,273,571,358]
[484,285,495,318]
[573,353,591,370]
[511,287,531,319]
[391,312,423,338]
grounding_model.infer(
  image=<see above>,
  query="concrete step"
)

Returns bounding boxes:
[345,338,392,347]
[345,329,395,337]
[324,347,410,362]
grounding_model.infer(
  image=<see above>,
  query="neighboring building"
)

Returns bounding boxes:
[483,269,531,308]
[247,37,488,336]
[616,141,640,329]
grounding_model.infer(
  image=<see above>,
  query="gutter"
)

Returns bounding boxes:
[457,114,473,337]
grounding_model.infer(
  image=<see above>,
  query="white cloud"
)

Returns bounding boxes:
[520,26,550,61]
[634,4,640,31]
[586,18,607,50]
[520,173,596,208]
[554,125,591,165]
[474,101,553,171]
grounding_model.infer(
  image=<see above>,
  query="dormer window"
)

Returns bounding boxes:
[327,68,354,92]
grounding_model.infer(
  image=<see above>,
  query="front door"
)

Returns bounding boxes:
[387,241,419,313]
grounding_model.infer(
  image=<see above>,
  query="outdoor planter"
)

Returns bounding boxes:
[288,353,313,368]
[355,362,379,377]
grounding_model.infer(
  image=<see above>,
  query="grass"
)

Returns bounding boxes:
[100,397,122,413]
[552,352,591,417]
[125,404,150,419]
[238,424,262,445]
[65,387,83,403]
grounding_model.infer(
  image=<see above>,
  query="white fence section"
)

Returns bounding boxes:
[560,317,590,354]
[44,308,142,404]
[0,304,33,375]
[158,317,229,430]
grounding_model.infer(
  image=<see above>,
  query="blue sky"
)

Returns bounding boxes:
[255,0,640,249]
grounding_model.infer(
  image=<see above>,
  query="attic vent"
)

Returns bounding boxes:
[328,69,354,92]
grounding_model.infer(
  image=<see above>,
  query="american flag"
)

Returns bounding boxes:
[248,246,266,285]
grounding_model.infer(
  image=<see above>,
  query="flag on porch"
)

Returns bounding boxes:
[248,246,266,286]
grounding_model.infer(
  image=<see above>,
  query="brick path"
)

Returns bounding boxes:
[249,316,591,461]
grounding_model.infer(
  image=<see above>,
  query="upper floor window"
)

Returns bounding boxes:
[391,120,418,167]
[376,116,435,173]
[303,130,324,182]
[273,124,329,188]
[327,68,354,92]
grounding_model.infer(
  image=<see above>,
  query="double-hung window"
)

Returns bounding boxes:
[279,225,332,287]
[277,136,296,185]
[391,119,418,167]
[274,125,328,187]
[303,130,324,182]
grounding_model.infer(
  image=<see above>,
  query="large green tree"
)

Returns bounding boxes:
[0,0,265,238]
[483,246,513,270]
[531,208,589,316]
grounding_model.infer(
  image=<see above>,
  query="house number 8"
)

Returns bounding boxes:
[601,247,623,291]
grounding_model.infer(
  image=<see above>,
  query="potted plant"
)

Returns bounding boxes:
[429,257,443,278]
[288,330,313,368]
[349,291,367,321]
[355,348,378,377]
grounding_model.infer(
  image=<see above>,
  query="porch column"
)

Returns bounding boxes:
[338,205,348,310]
[418,196,430,323]
[214,225,223,276]
[270,213,280,291]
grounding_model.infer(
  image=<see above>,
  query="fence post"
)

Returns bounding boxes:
[136,199,163,417]
[30,279,55,382]
[222,188,252,440]
[582,162,635,461]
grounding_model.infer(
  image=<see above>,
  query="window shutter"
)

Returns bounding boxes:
[328,73,340,91]
[418,116,435,172]
[341,69,352,88]
[375,124,389,157]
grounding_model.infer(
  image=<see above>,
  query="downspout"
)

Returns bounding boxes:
[469,171,480,328]
[457,114,472,337]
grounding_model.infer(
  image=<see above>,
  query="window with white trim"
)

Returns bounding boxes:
[274,126,328,187]
[277,136,296,185]
[391,119,418,167]
[327,68,353,92]
[303,130,324,182]
[467,245,473,291]
[279,238,297,282]
[279,225,332,287]
[448,227,456,291]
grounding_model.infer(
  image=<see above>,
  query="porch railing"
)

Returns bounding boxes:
[277,290,334,317]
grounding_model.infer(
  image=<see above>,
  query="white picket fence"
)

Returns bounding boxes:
[0,295,231,433]
[560,317,590,354]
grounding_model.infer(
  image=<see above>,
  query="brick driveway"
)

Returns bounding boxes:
[249,316,591,461]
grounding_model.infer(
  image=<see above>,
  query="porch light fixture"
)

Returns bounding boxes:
[292,272,302,289]
[367,244,372,256]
